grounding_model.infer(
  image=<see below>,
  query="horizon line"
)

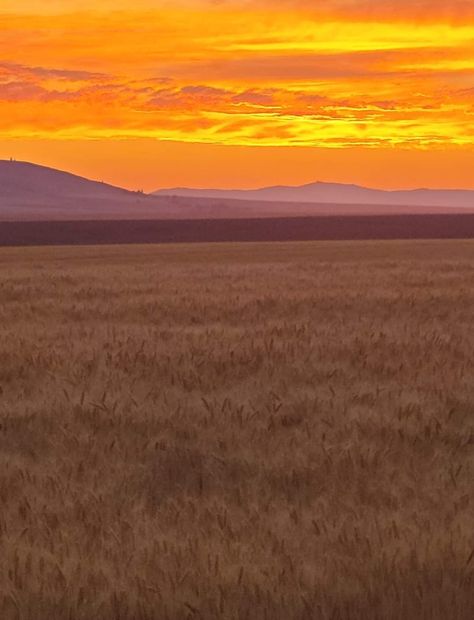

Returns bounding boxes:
[2,158,474,195]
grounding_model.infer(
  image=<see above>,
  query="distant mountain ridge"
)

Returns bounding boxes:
[0,160,161,220]
[153,181,474,209]
[0,160,138,201]
[1,160,474,221]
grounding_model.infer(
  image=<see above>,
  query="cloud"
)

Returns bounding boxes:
[216,0,474,21]
[1,4,473,149]
[0,62,104,82]
[2,59,473,149]
[0,81,47,102]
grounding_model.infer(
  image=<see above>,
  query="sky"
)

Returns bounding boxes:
[1,0,473,190]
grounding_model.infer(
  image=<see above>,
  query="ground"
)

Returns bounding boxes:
[0,240,473,619]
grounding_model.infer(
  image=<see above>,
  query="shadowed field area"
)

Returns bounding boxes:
[0,240,473,619]
[1,214,474,246]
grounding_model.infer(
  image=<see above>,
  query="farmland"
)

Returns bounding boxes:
[1,213,474,246]
[0,240,473,619]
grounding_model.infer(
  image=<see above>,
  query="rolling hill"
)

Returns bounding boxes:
[153,181,474,209]
[0,160,135,201]
[0,160,157,220]
[1,160,474,222]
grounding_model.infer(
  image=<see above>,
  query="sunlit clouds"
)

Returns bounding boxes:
[1,1,473,187]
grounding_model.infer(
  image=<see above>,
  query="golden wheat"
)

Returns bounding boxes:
[0,240,473,620]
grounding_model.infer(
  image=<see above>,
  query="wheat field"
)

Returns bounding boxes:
[0,240,473,620]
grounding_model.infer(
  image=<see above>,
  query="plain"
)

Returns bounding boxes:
[0,240,473,619]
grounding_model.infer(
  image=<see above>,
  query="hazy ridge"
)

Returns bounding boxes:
[154,181,474,209]
[1,160,474,222]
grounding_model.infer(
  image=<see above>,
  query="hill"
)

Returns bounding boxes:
[153,181,474,209]
[0,160,157,220]
[1,160,474,222]
[0,160,141,201]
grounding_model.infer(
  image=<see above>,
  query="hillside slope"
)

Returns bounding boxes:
[0,160,136,201]
[2,161,473,221]
[153,181,474,209]
[0,160,159,219]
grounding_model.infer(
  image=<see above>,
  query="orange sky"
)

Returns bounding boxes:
[1,0,474,190]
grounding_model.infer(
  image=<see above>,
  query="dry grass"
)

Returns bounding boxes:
[0,240,473,620]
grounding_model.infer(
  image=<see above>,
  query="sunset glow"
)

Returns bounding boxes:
[1,0,474,189]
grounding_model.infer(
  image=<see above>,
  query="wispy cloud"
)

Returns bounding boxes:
[0,2,473,148]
